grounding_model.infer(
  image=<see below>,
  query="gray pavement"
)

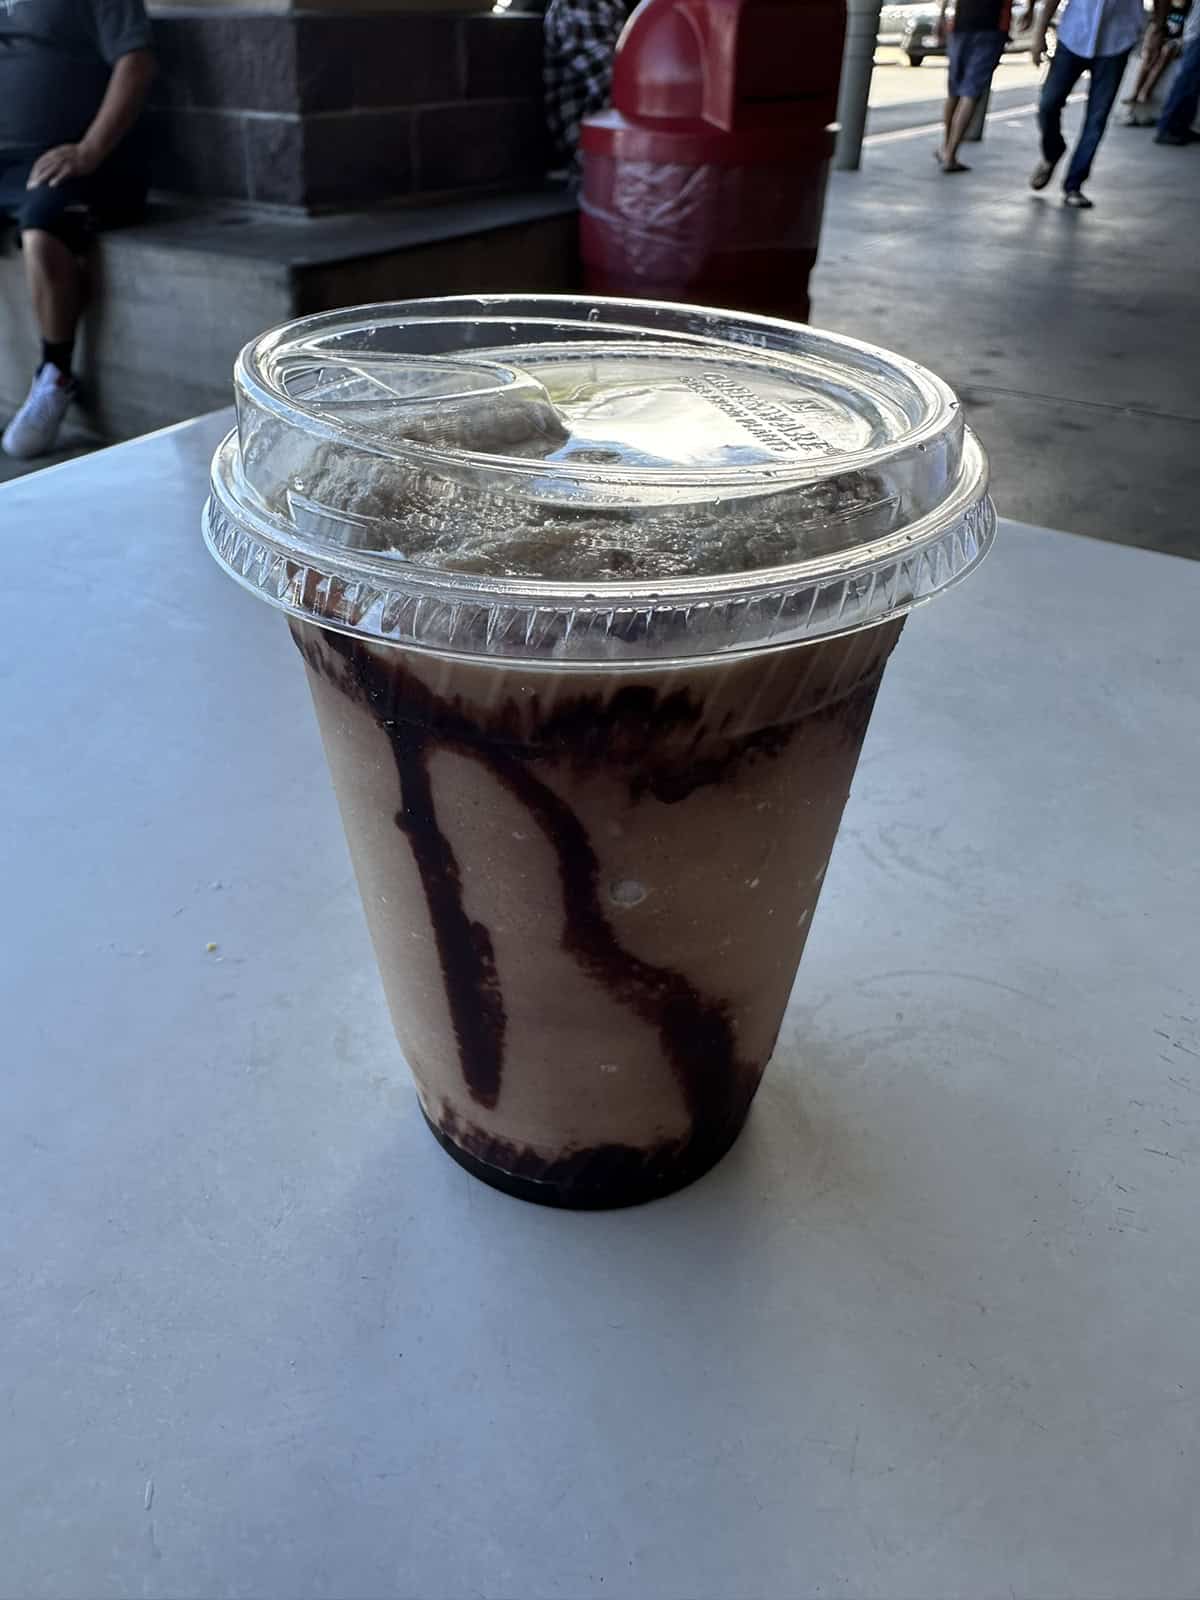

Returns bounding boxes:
[812,81,1200,559]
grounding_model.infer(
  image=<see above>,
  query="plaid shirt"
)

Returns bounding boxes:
[544,0,632,167]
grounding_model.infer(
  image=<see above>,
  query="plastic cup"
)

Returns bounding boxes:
[204,295,994,1208]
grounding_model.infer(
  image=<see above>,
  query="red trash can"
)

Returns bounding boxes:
[580,0,846,324]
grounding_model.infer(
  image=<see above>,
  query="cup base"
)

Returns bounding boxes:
[421,1104,746,1209]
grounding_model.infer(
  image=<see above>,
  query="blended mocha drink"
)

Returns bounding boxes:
[205,297,994,1207]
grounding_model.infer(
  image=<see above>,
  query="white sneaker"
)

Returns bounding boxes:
[2,364,77,459]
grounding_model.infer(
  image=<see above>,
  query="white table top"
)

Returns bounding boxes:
[3,413,1198,1600]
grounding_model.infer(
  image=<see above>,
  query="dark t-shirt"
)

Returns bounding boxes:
[954,0,1013,31]
[0,0,151,151]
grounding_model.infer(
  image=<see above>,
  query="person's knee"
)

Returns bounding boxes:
[19,227,83,295]
[21,224,69,263]
[17,184,90,254]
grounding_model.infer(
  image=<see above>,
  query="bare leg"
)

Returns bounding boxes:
[1128,28,1165,101]
[2,225,83,456]
[1140,42,1178,102]
[21,228,83,349]
[944,94,978,166]
[941,94,960,160]
[1128,42,1156,101]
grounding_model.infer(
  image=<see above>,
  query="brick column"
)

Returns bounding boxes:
[146,5,550,210]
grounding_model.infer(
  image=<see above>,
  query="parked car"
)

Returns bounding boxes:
[878,0,934,44]
[900,3,1049,64]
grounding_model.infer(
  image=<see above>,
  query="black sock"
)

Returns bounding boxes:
[41,337,74,378]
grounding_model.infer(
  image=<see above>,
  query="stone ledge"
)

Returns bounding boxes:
[0,184,578,439]
[119,183,574,264]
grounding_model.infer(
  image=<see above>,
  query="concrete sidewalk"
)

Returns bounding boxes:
[812,89,1200,560]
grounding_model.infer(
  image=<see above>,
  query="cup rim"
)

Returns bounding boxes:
[205,294,997,662]
[235,293,962,493]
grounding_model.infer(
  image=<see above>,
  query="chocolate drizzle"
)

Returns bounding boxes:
[295,625,507,1108]
[469,710,747,1137]
[293,623,763,1136]
[428,1103,747,1209]
[391,727,507,1110]
[293,619,893,1206]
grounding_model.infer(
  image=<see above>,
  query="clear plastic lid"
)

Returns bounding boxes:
[203,295,995,663]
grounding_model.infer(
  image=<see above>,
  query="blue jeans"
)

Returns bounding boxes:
[1038,42,1131,192]
[1157,25,1200,138]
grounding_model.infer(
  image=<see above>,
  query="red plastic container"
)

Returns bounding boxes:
[580,0,846,323]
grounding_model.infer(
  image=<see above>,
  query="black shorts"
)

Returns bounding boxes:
[0,147,147,253]
[947,29,1007,98]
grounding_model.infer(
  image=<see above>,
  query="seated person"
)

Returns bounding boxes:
[0,0,155,459]
[1122,0,1191,121]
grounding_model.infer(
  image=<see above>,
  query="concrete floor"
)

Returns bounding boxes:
[812,82,1200,559]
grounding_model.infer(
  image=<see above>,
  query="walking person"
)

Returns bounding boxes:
[937,0,1013,172]
[1029,0,1145,205]
[1154,0,1200,142]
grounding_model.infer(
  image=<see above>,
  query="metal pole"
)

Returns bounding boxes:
[964,82,992,140]
[834,0,885,170]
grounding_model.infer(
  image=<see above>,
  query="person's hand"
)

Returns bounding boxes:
[26,144,100,190]
[1030,27,1047,64]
